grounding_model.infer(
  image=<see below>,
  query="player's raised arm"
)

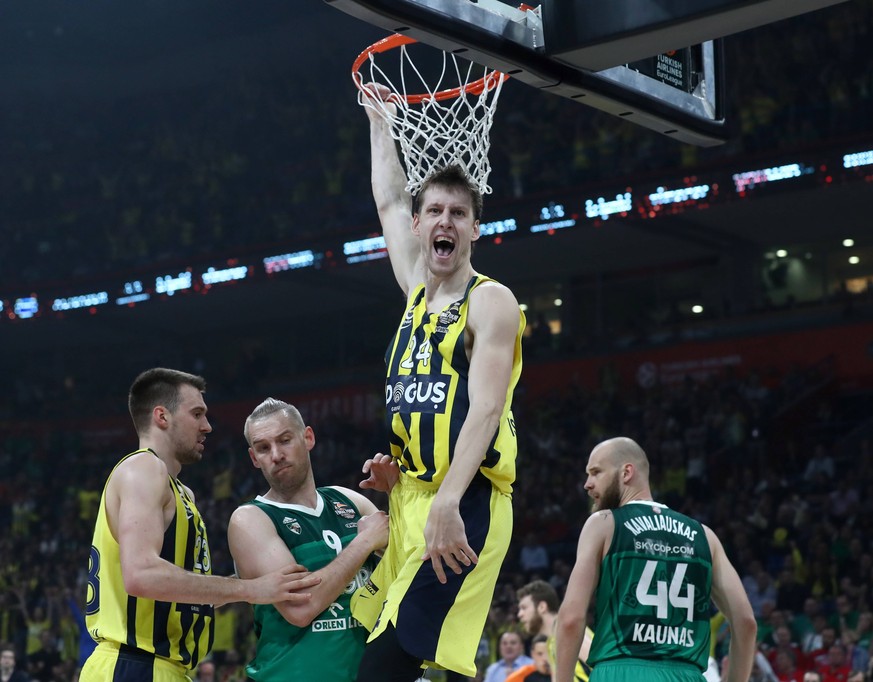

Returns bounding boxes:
[361,83,420,295]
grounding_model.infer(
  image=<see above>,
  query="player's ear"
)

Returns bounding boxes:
[248,448,261,469]
[153,405,170,430]
[411,213,421,235]
[304,426,316,452]
[471,219,480,242]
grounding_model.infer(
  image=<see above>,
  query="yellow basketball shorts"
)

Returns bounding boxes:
[80,642,193,682]
[352,473,512,677]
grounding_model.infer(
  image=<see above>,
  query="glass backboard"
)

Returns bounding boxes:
[325,0,848,146]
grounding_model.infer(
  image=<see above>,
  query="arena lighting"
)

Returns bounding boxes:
[479,218,518,237]
[519,303,528,312]
[554,298,563,307]
[849,256,860,264]
[648,184,711,206]
[776,249,788,258]
[731,163,810,192]
[585,192,633,220]
[13,296,38,319]
[531,202,578,233]
[201,265,248,285]
[155,271,192,296]
[843,149,873,168]
[6,141,872,325]
[263,250,318,273]
[52,291,109,312]
[343,236,388,264]
[692,305,704,314]
[116,292,150,305]
[116,280,150,306]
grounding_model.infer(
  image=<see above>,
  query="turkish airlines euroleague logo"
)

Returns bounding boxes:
[386,375,450,414]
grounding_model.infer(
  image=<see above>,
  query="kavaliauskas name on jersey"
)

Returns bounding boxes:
[386,374,451,414]
[623,514,698,542]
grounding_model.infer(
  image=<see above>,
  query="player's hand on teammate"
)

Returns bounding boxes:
[357,511,390,553]
[422,499,479,584]
[252,563,321,605]
[360,452,400,493]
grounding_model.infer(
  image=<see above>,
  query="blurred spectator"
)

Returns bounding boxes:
[744,561,779,617]
[766,625,807,671]
[815,642,852,682]
[772,649,805,682]
[25,631,60,682]
[803,445,836,487]
[194,659,217,682]
[518,532,550,580]
[0,647,29,682]
[482,632,533,682]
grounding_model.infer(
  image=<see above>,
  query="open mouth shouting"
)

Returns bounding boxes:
[434,235,455,258]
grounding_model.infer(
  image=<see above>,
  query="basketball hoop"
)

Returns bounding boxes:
[352,34,509,196]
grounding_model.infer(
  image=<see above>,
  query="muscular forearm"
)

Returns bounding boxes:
[554,612,586,682]
[124,559,256,606]
[369,116,408,215]
[722,622,757,682]
[276,533,377,627]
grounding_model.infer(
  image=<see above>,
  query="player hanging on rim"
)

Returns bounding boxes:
[350,76,526,681]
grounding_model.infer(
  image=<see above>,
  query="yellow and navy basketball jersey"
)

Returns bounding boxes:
[85,449,215,669]
[548,628,594,682]
[384,275,525,494]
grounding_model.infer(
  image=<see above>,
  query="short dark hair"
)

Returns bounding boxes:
[517,580,560,614]
[414,164,483,222]
[128,368,206,435]
[531,634,549,647]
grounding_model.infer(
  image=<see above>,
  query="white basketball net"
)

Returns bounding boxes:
[354,39,507,196]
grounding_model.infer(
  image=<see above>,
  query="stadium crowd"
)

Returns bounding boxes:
[1,349,871,681]
[3,1,873,680]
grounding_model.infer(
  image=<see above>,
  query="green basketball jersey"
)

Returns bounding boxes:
[244,487,377,682]
[588,501,712,672]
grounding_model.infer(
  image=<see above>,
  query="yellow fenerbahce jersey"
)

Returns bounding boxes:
[85,449,215,669]
[385,275,525,493]
[548,628,594,682]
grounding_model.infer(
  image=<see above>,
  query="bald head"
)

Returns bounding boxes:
[593,437,650,479]
[585,437,651,510]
